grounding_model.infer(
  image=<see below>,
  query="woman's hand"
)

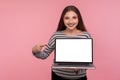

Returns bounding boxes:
[32,44,46,53]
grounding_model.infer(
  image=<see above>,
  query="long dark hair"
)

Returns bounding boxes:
[56,5,87,31]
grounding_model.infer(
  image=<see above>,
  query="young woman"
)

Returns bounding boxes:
[32,5,91,80]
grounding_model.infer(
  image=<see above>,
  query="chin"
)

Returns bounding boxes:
[67,27,76,30]
[67,28,76,31]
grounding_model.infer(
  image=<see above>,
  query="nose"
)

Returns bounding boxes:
[68,18,73,23]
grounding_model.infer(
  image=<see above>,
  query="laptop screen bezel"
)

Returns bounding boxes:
[54,38,93,64]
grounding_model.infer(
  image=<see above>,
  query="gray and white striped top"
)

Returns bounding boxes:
[33,31,91,79]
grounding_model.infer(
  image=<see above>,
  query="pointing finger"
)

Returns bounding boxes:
[40,44,47,47]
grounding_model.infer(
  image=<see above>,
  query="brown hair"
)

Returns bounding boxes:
[56,5,87,31]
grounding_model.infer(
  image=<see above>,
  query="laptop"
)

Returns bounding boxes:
[52,38,95,69]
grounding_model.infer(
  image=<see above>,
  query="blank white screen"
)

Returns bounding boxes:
[55,39,92,62]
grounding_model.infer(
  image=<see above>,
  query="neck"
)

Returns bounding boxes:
[65,28,77,33]
[64,28,81,35]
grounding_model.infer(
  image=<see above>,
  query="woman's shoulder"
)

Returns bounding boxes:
[54,31,64,34]
[82,31,90,34]
[50,31,64,38]
[52,31,64,35]
[80,31,92,38]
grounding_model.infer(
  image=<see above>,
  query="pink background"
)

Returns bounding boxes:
[0,0,120,80]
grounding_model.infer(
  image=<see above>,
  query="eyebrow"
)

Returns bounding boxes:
[64,15,78,18]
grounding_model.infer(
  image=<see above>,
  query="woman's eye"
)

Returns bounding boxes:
[73,16,77,19]
[64,17,69,20]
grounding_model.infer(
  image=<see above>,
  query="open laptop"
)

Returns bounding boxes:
[52,38,95,69]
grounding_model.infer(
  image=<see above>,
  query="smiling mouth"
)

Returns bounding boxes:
[67,23,75,27]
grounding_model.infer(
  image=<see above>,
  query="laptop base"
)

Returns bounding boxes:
[52,63,95,69]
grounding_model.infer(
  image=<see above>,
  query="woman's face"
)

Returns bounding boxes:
[63,11,78,31]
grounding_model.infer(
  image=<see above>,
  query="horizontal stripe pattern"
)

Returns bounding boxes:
[33,31,91,79]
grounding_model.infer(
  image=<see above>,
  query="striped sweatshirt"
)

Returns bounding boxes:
[33,31,91,79]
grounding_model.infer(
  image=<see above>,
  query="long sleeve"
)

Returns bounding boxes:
[33,33,56,59]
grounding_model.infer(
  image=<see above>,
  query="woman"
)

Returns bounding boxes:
[32,5,91,80]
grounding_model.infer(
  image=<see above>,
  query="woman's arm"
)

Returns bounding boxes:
[32,33,56,59]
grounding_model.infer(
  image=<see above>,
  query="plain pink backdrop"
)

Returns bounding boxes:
[0,0,120,80]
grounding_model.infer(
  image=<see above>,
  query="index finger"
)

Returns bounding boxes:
[40,44,47,47]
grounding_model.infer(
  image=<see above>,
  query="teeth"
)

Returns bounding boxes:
[68,23,74,27]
